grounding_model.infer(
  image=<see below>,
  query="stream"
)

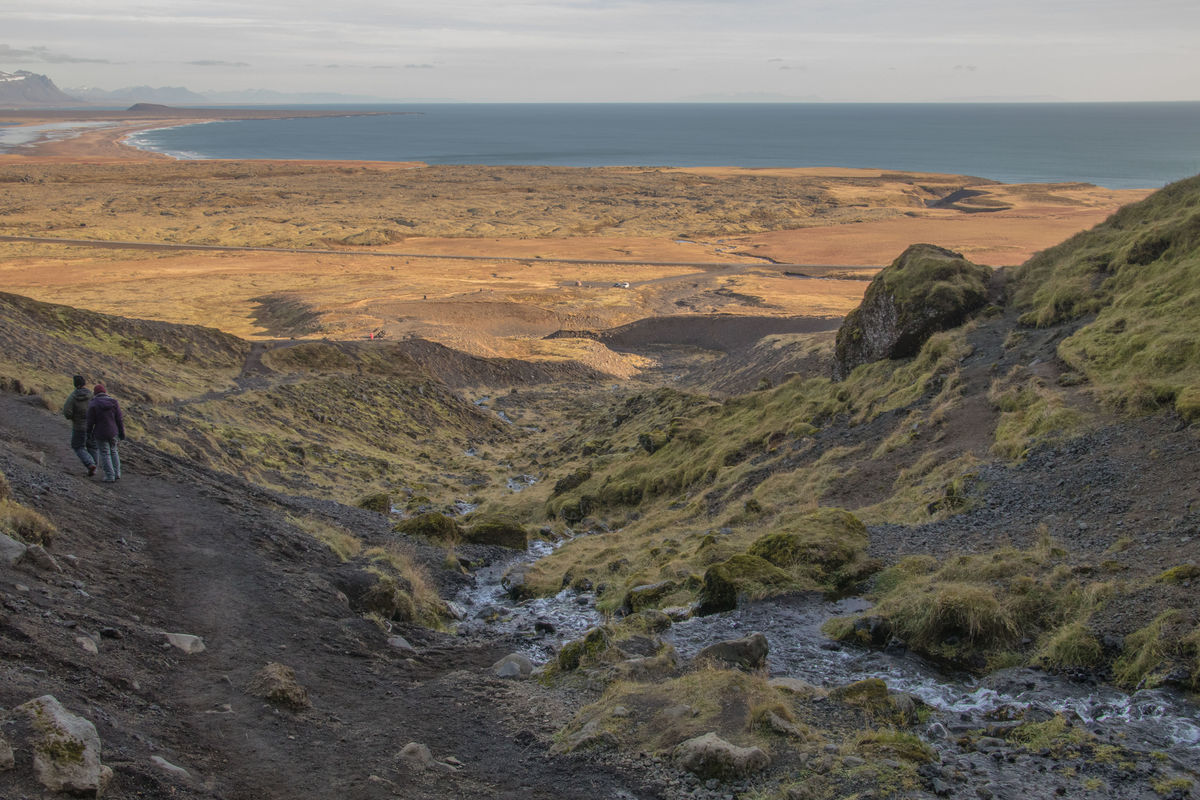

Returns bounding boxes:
[454,540,1200,795]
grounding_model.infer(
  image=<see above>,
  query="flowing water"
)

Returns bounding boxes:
[454,539,1200,785]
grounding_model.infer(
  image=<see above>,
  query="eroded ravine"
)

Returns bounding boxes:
[453,539,1200,796]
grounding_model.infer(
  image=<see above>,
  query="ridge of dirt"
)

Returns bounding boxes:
[0,391,663,799]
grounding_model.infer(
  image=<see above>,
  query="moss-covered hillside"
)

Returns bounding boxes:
[496,175,1200,692]
[0,293,520,505]
[1011,173,1200,419]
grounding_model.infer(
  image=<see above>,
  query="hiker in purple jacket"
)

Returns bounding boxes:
[85,384,125,483]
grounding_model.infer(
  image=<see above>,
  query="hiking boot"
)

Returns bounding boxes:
[87,465,96,477]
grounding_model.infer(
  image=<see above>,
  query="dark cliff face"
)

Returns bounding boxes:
[833,243,992,380]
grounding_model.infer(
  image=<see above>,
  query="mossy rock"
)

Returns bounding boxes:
[462,515,528,549]
[747,507,868,572]
[637,429,670,454]
[617,609,674,635]
[394,512,460,541]
[552,468,592,496]
[697,554,793,616]
[598,480,644,507]
[834,243,991,379]
[549,494,595,525]
[620,581,678,615]
[330,566,414,620]
[356,493,391,514]
[557,625,615,672]
[247,662,311,710]
[828,678,925,724]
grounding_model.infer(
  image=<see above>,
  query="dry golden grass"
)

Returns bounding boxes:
[0,146,1142,368]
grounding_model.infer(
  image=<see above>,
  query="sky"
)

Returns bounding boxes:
[2,0,1198,102]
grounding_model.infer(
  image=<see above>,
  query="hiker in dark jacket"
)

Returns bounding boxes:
[85,384,125,483]
[62,375,98,476]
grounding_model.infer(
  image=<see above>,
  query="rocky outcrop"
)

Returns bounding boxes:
[833,244,992,379]
[673,732,770,780]
[461,515,528,549]
[0,531,27,566]
[14,695,113,796]
[696,554,791,616]
[694,632,769,673]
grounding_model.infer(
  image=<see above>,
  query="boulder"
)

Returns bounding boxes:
[501,565,533,601]
[0,531,27,566]
[833,243,992,379]
[22,544,61,573]
[696,555,791,616]
[673,732,770,780]
[387,635,417,655]
[150,755,190,780]
[461,516,528,550]
[556,626,614,672]
[0,732,13,771]
[246,662,311,710]
[356,493,392,514]
[557,719,619,753]
[15,695,113,796]
[165,632,206,654]
[399,741,436,770]
[394,512,460,542]
[611,646,679,682]
[330,566,414,620]
[493,653,534,679]
[398,742,457,773]
[694,632,769,673]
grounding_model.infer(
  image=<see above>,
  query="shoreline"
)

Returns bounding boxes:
[0,108,407,164]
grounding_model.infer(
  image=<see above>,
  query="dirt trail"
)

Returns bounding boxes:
[0,391,656,799]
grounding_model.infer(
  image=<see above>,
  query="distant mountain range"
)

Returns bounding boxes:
[0,70,82,106]
[0,69,399,108]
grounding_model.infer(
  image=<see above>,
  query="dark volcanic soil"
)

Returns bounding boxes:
[0,391,658,800]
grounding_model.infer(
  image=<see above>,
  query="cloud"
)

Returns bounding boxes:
[186,59,250,67]
[0,43,110,64]
[405,64,436,69]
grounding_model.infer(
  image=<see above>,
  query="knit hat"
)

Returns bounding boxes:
[73,375,85,388]
[94,384,106,394]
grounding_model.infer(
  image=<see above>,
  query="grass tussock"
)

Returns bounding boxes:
[826,534,1116,671]
[988,368,1085,461]
[557,668,782,754]
[1112,610,1200,691]
[288,514,362,561]
[364,542,447,629]
[0,497,57,545]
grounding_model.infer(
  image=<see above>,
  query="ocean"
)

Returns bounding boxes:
[124,103,1200,190]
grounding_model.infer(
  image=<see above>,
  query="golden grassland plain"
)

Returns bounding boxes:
[0,115,1146,369]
